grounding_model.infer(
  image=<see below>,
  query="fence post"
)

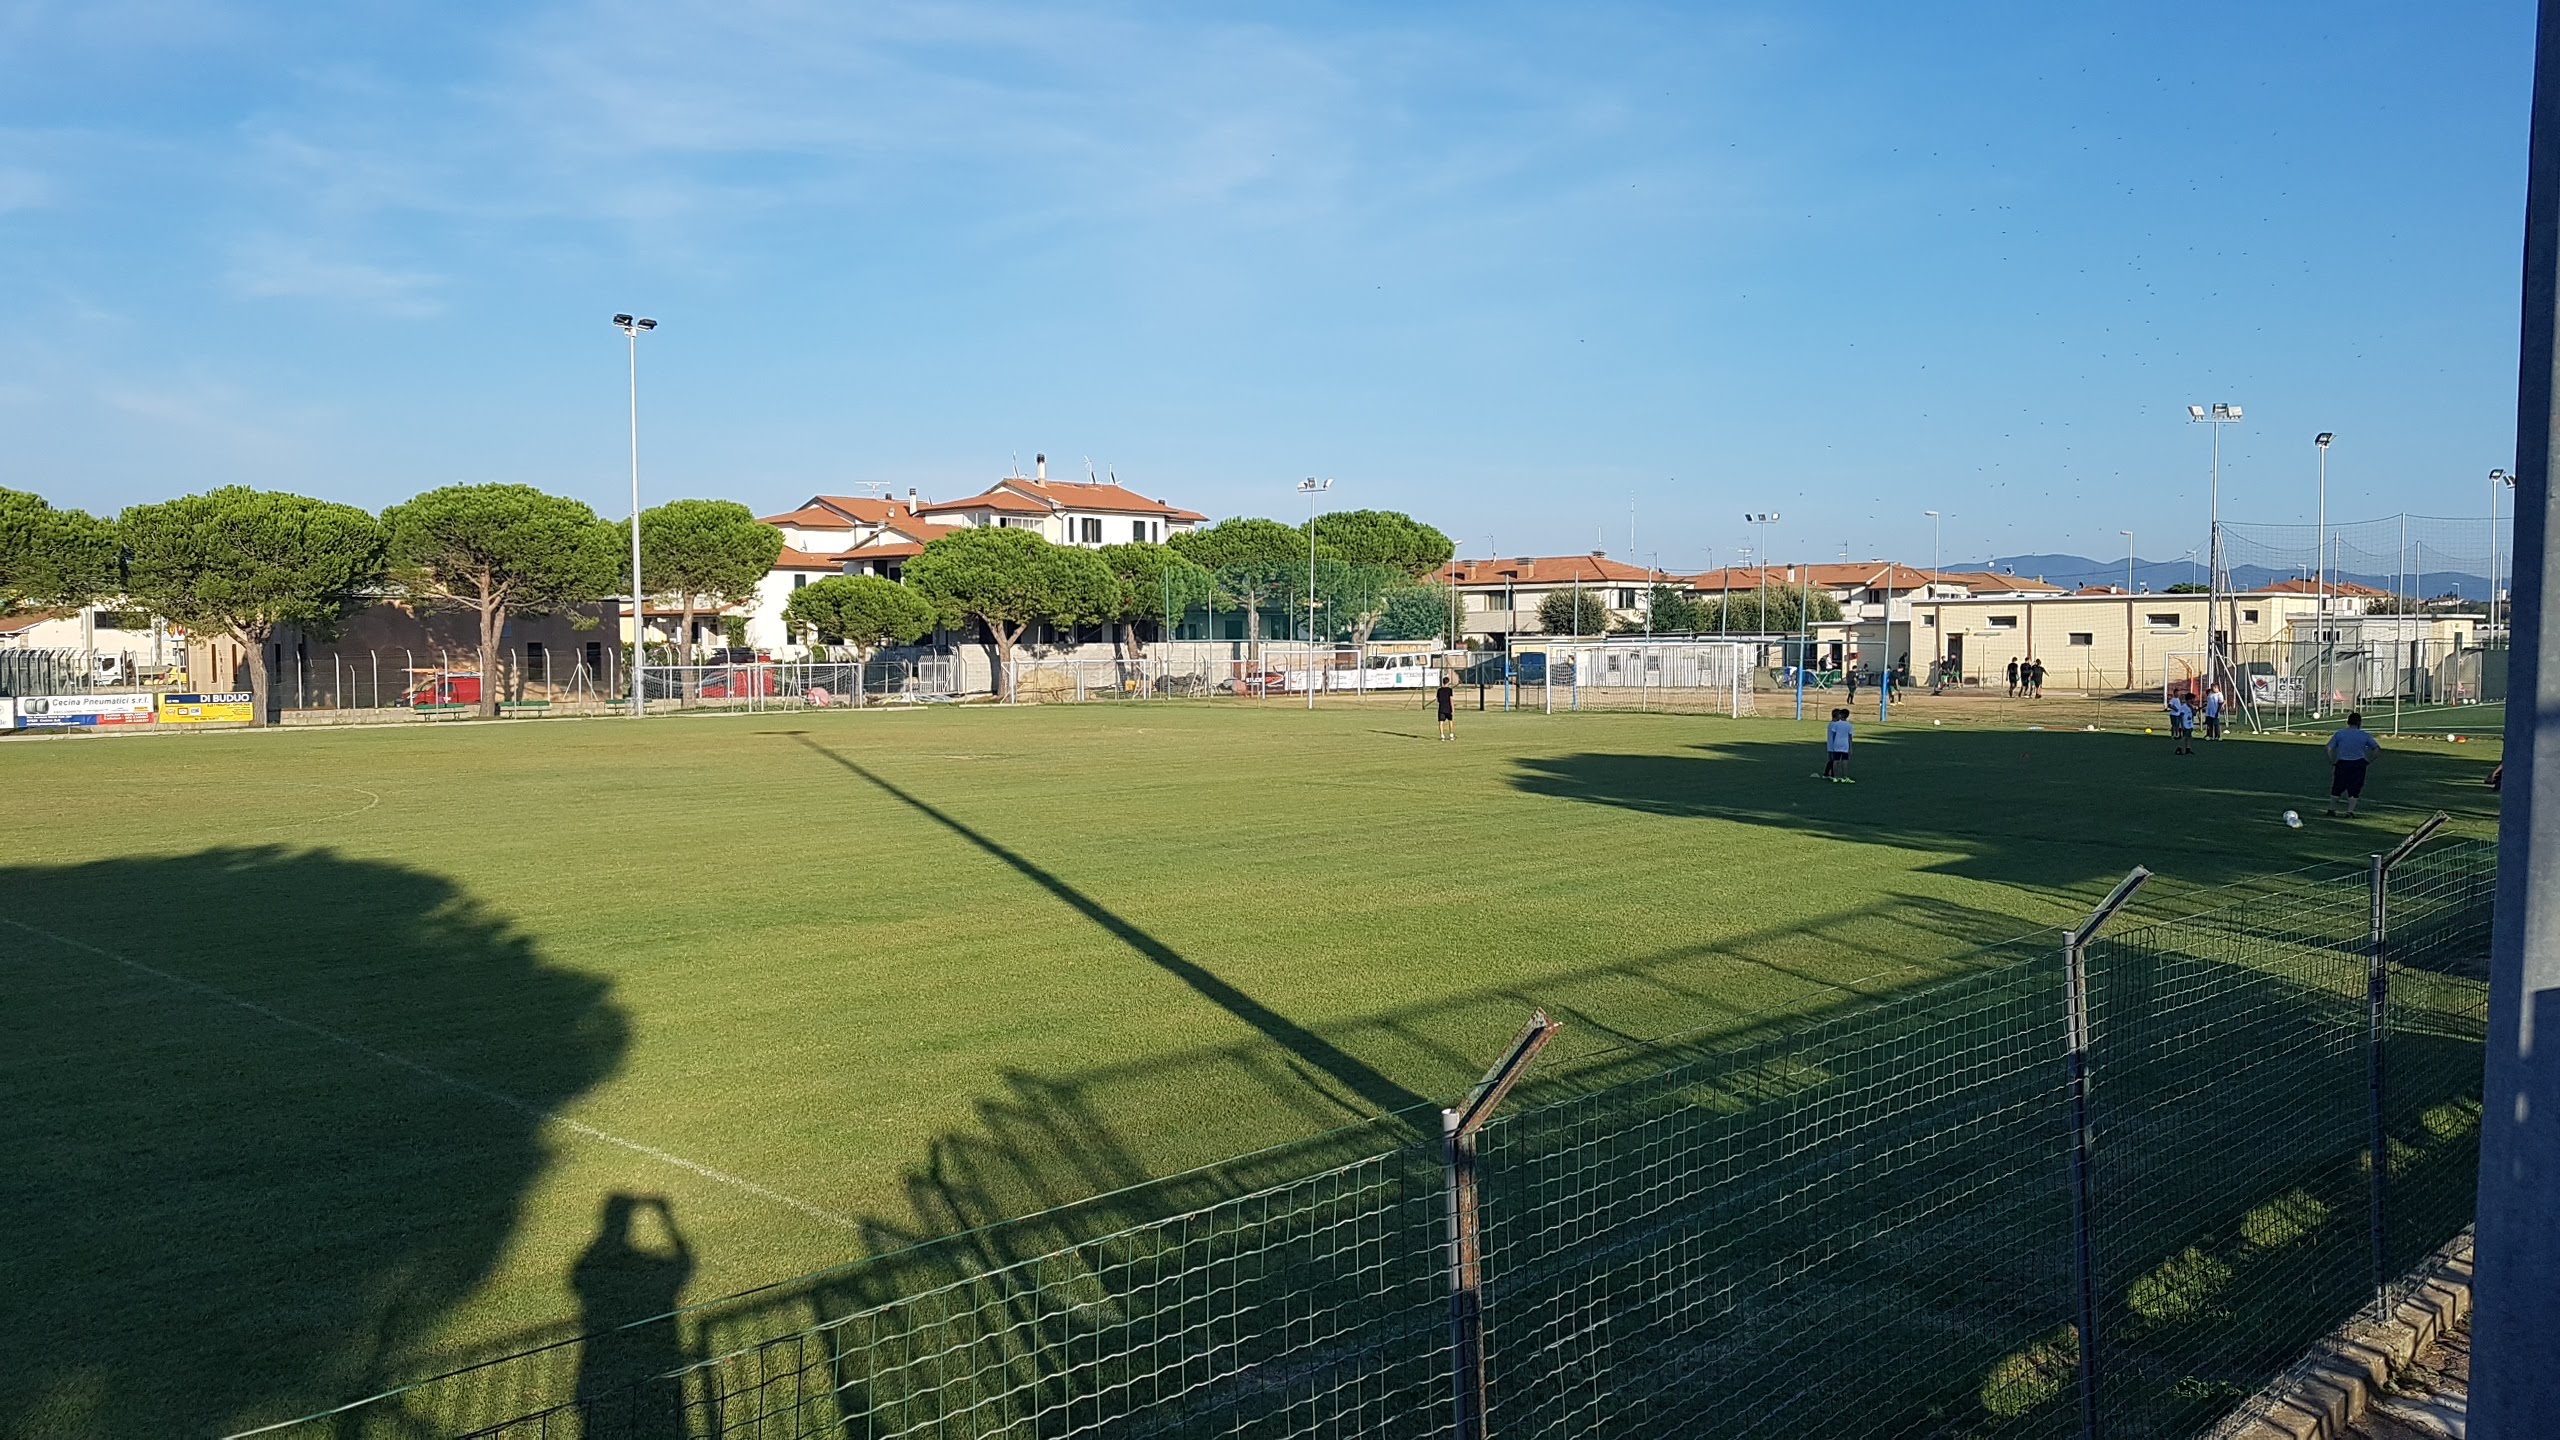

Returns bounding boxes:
[2064,866,2151,1440]
[2365,811,2450,1306]
[1443,1009,1561,1440]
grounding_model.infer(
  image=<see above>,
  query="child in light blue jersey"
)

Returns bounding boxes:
[1820,707,1855,783]
[2326,712,2381,817]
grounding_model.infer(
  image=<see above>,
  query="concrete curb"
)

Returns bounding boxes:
[2210,1229,2473,1440]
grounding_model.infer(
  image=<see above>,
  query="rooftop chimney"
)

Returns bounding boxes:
[1035,453,1046,482]
[907,486,919,515]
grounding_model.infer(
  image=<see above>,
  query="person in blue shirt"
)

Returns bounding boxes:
[2203,684,2225,741]
[2167,693,2196,755]
[1820,707,1855,783]
[2327,712,2382,817]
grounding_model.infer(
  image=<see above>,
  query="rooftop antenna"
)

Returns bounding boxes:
[1086,456,1097,485]
[1010,451,1022,479]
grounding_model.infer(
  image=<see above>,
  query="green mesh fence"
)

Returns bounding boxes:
[235,843,2493,1440]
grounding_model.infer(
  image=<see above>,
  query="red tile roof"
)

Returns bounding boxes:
[862,519,965,547]
[1687,564,1943,593]
[807,495,910,525]
[917,490,1051,516]
[1925,571,2067,594]
[773,546,851,571]
[999,478,1194,516]
[2255,578,2393,598]
[1436,555,1663,587]
[760,504,863,529]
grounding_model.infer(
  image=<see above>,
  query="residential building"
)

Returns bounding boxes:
[1922,583,2423,693]
[912,455,1206,547]
[730,461,1208,654]
[1435,553,1666,642]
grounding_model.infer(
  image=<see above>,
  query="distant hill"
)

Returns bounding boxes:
[1951,554,2492,601]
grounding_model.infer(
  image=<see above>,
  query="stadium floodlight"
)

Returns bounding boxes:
[1298,478,1332,709]
[2188,401,2243,695]
[1742,513,1780,632]
[615,314,658,717]
[2492,467,2517,637]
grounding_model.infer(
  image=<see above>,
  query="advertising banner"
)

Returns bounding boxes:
[16,694,158,728]
[0,698,14,730]
[158,692,255,725]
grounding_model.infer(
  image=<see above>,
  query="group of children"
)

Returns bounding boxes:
[2163,685,2227,754]
[1810,689,2385,818]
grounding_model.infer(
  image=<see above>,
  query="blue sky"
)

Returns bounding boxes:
[0,1,2535,573]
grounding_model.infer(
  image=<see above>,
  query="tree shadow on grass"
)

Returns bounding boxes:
[0,846,627,1439]
[1509,730,2502,899]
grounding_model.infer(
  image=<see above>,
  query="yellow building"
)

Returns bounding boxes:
[1923,583,2444,693]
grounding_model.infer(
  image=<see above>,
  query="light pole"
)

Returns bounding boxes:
[614,313,657,718]
[1923,510,1942,681]
[2316,433,2334,717]
[2492,466,2516,639]
[2188,402,2242,695]
[2121,529,2139,691]
[1298,477,1331,710]
[1744,512,1780,634]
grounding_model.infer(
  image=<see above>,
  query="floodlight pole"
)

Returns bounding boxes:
[2318,435,2334,718]
[615,314,657,718]
[1925,510,1942,681]
[2190,403,2242,703]
[2494,467,2516,640]
[1300,478,1330,710]
[2476,5,2560,1428]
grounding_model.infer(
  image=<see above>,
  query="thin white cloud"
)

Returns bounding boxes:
[0,165,51,211]
[224,238,445,315]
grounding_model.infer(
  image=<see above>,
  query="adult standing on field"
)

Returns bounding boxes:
[1436,672,1456,741]
[2326,711,2382,817]
[2203,684,2225,741]
[2006,657,2020,696]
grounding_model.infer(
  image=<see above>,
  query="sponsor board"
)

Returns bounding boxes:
[17,693,159,728]
[159,692,255,725]
[0,698,14,730]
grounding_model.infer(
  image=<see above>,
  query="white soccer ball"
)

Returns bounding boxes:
[2283,810,2303,829]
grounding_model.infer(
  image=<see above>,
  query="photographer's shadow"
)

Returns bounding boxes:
[571,1194,697,1439]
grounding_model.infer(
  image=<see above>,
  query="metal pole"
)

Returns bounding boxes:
[2319,441,2330,719]
[2479,13,2560,1423]
[1442,1010,1561,1440]
[1307,487,1319,712]
[625,325,646,719]
[2211,418,2222,701]
[2064,867,2152,1440]
[2367,849,2392,1307]
[2398,514,2408,735]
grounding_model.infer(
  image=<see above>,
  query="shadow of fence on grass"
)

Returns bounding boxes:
[230,843,2495,1440]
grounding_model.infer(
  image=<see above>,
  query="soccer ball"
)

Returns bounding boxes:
[2283,810,2303,829]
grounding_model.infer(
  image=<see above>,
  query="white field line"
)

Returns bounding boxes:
[0,915,856,1232]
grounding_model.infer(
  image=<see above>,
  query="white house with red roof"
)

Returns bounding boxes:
[735,459,1210,653]
[1434,553,1670,640]
[912,454,1205,547]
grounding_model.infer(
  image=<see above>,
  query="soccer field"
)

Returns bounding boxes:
[0,702,2503,1437]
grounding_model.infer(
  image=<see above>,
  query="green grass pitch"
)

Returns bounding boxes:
[0,701,2502,1436]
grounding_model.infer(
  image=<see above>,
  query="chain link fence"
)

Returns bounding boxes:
[228,829,2493,1440]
